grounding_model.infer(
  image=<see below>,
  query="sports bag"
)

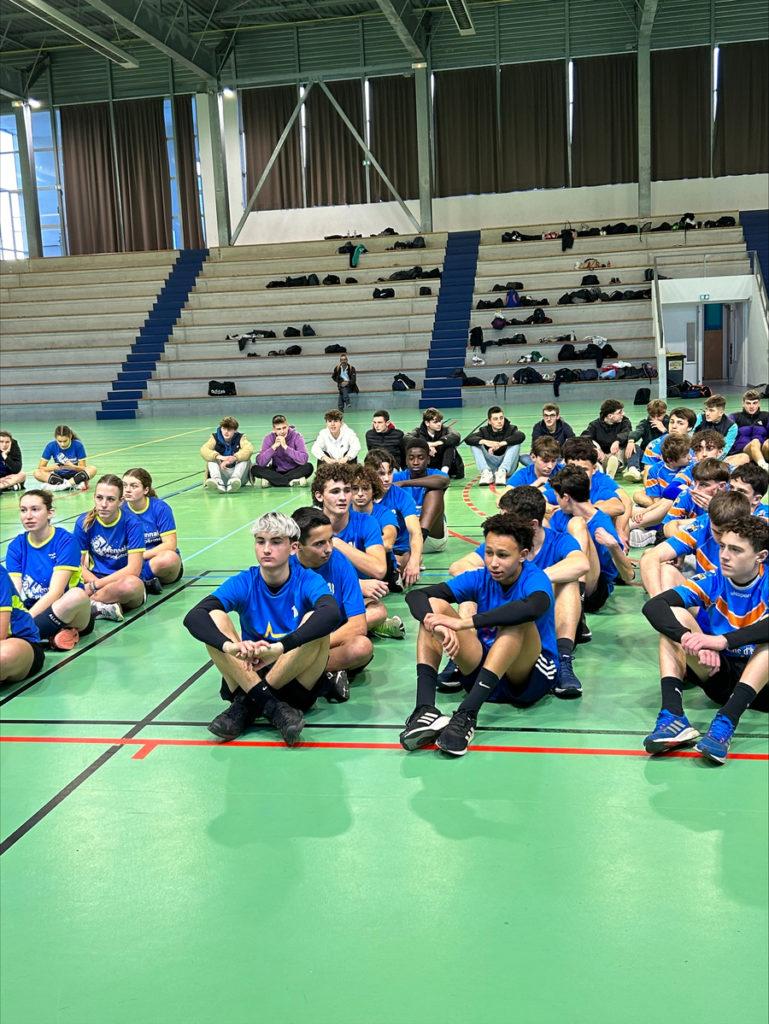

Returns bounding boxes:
[208,380,237,397]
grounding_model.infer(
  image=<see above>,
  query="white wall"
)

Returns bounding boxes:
[746,278,769,385]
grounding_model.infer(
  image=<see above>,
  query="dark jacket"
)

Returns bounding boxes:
[0,438,22,476]
[406,422,461,450]
[531,417,575,446]
[581,415,632,452]
[332,363,359,393]
[365,423,405,468]
[629,415,668,448]
[463,418,525,454]
[729,410,768,455]
[406,421,463,476]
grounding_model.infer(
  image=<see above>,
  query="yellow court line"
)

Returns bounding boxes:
[91,427,206,459]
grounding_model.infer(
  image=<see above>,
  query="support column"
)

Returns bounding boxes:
[196,87,231,248]
[637,34,652,218]
[414,65,433,233]
[14,103,42,258]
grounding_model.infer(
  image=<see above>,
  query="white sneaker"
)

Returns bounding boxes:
[91,600,124,621]
[216,481,226,492]
[471,355,486,365]
[494,468,508,486]
[260,478,271,488]
[630,528,657,548]
[290,477,306,487]
[623,466,642,482]
[478,468,493,485]
[605,455,620,479]
[205,478,219,491]
[228,477,242,492]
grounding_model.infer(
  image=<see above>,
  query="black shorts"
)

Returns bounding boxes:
[686,654,769,712]
[584,574,611,614]
[219,671,326,713]
[14,640,46,679]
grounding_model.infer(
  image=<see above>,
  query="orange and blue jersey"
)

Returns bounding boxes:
[673,565,767,659]
[646,461,686,499]
[666,514,720,574]
[6,527,83,604]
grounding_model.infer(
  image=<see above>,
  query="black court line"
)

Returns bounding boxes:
[0,571,211,708]
[0,660,212,856]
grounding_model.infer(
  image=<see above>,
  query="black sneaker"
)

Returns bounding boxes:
[399,705,450,751]
[264,697,305,746]
[436,659,463,693]
[436,708,477,757]
[144,576,163,596]
[325,669,350,703]
[208,693,256,741]
[576,615,592,644]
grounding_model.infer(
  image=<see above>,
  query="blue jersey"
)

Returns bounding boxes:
[126,496,179,581]
[378,484,418,552]
[392,468,447,513]
[0,565,40,644]
[73,510,145,576]
[507,462,561,488]
[550,508,619,589]
[543,470,619,507]
[293,550,365,627]
[367,500,399,537]
[6,527,82,604]
[475,527,580,572]
[673,565,767,659]
[41,437,87,474]
[754,502,768,519]
[662,487,698,525]
[336,509,383,552]
[447,560,556,659]
[666,514,720,574]
[646,461,686,499]
[212,562,328,643]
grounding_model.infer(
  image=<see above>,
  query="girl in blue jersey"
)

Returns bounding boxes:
[73,474,145,621]
[6,489,91,651]
[33,424,97,491]
[122,468,183,595]
[1,564,45,682]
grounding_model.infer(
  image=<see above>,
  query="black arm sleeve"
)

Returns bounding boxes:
[642,590,689,642]
[182,595,231,650]
[725,619,769,650]
[405,583,457,622]
[280,594,341,653]
[472,590,551,629]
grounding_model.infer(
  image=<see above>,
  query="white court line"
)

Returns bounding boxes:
[184,491,300,561]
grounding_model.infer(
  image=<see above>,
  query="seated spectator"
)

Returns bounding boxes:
[122,468,183,593]
[641,515,768,764]
[252,415,313,488]
[351,463,401,591]
[394,437,450,553]
[311,409,361,466]
[33,424,96,491]
[629,435,696,547]
[182,512,340,745]
[292,506,373,702]
[623,399,668,482]
[364,449,423,588]
[529,402,575,448]
[201,416,253,493]
[365,410,405,468]
[727,389,769,468]
[659,458,731,537]
[505,436,561,491]
[729,463,769,518]
[463,406,525,486]
[0,430,25,491]
[406,408,464,479]
[580,399,632,479]
[543,437,628,533]
[642,407,698,475]
[0,564,45,683]
[331,353,358,411]
[692,394,738,456]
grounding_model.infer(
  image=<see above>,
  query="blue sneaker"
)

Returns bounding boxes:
[436,658,463,693]
[696,713,735,765]
[553,654,582,698]
[644,710,699,754]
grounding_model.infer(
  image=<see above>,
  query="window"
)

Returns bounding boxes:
[0,115,27,260]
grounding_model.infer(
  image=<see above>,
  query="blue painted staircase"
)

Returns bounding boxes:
[96,248,208,420]
[740,210,769,287]
[420,230,480,409]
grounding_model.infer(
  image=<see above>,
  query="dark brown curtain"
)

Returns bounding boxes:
[499,61,567,191]
[714,41,769,176]
[113,98,172,252]
[434,68,498,197]
[241,85,303,211]
[369,75,419,202]
[306,80,366,207]
[572,54,638,186]
[60,103,121,255]
[651,47,710,181]
[173,95,205,248]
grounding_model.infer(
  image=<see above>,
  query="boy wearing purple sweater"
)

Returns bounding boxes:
[251,415,313,488]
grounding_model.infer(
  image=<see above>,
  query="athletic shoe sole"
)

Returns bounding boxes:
[644,728,699,754]
[553,685,582,699]
[696,740,728,765]
[399,715,450,751]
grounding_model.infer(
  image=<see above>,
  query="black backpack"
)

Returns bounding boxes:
[513,366,543,385]
[581,274,599,286]
[634,387,651,405]
[558,343,577,360]
[392,372,416,390]
[325,344,347,354]
[208,380,236,396]
[285,345,302,356]
[493,372,510,396]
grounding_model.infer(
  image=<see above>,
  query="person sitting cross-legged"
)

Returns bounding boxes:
[393,437,450,554]
[463,406,525,486]
[200,416,253,493]
[182,512,340,745]
[310,408,361,467]
[641,515,768,765]
[399,512,558,758]
[251,415,313,488]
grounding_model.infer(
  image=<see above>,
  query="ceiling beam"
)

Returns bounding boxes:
[0,64,26,100]
[82,0,220,80]
[374,0,425,62]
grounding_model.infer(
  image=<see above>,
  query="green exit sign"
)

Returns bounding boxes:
[700,293,710,300]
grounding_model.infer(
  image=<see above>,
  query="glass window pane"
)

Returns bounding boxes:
[31,110,53,148]
[35,150,57,189]
[170,188,179,217]
[167,139,176,177]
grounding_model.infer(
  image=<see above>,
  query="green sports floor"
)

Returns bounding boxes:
[1,398,767,1024]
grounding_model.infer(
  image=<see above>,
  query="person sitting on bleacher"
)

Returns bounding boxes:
[331,353,358,411]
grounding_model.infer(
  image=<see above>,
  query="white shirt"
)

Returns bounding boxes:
[311,424,362,462]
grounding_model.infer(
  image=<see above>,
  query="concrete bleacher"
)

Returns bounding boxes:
[0,214,750,419]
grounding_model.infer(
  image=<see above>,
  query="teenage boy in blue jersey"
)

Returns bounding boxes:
[400,512,558,757]
[393,437,450,553]
[292,505,373,702]
[729,463,769,519]
[642,515,768,764]
[543,436,630,546]
[183,512,340,745]
[364,449,423,587]
[504,436,561,490]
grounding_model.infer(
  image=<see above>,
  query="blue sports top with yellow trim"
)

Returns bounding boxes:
[73,510,145,576]
[673,564,767,659]
[6,527,82,604]
[213,562,328,643]
[0,564,40,643]
[41,437,87,470]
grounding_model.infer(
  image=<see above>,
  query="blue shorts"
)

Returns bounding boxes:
[458,649,557,707]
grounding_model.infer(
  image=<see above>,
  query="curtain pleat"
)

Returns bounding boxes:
[60,103,121,255]
[651,47,710,181]
[241,85,303,210]
[714,41,769,175]
[305,80,366,207]
[113,98,172,251]
[572,54,638,186]
[173,95,204,248]
[499,61,568,191]
[368,75,419,202]
[434,67,498,198]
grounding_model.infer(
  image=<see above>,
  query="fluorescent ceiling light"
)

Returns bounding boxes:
[6,0,139,68]
[446,0,475,36]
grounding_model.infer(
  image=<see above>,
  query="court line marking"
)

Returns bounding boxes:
[1,734,766,761]
[184,490,303,560]
[0,660,212,856]
[89,427,205,459]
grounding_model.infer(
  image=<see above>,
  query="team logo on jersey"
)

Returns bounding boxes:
[262,622,288,639]
[91,535,127,561]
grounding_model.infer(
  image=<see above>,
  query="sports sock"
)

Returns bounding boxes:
[719,683,757,728]
[421,527,430,542]
[33,608,68,639]
[244,679,273,714]
[557,638,574,657]
[416,662,438,707]
[458,667,499,713]
[660,676,684,716]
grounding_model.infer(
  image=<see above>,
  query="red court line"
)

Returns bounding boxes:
[1,735,766,760]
